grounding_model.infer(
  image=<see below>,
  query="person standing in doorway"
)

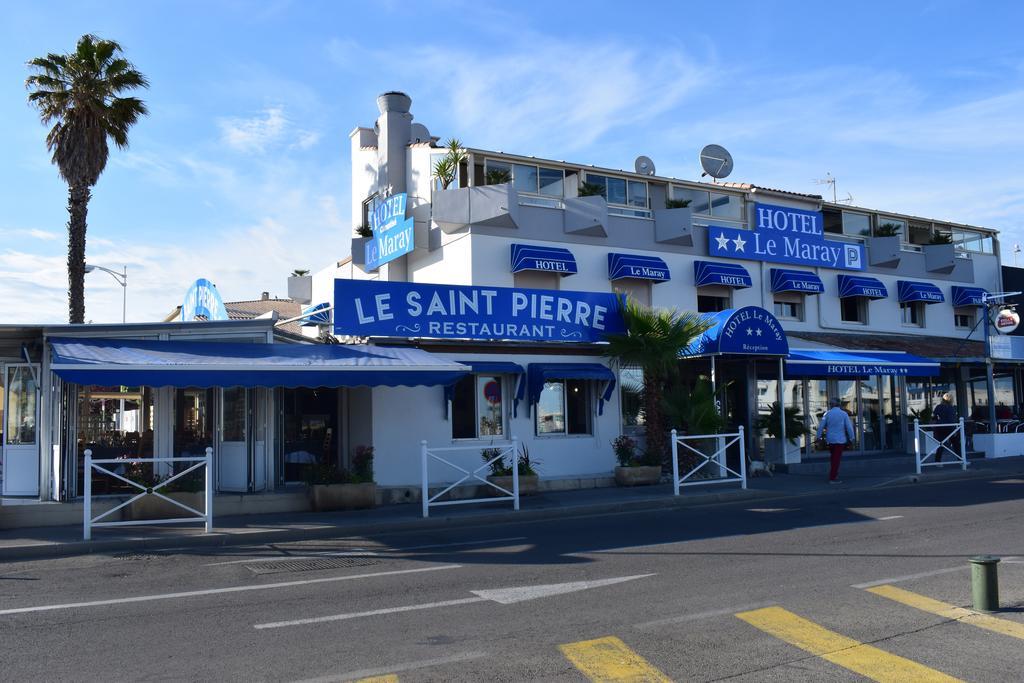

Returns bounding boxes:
[931,393,959,464]
[817,398,855,483]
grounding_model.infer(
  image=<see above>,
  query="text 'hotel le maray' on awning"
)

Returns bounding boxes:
[1,90,1019,504]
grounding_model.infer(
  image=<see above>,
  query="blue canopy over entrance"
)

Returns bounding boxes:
[49,337,469,388]
[683,307,789,357]
[786,348,940,377]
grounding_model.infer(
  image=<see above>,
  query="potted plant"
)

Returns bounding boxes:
[577,181,606,197]
[432,138,466,190]
[664,378,728,478]
[484,168,511,185]
[664,198,691,209]
[612,434,662,486]
[484,444,540,495]
[756,401,809,464]
[306,446,377,511]
[867,223,902,267]
[924,229,956,273]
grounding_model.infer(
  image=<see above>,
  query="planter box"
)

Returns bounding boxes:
[125,491,205,521]
[308,482,377,511]
[924,243,956,273]
[763,438,802,464]
[287,275,312,304]
[868,236,901,267]
[350,237,371,266]
[653,206,694,246]
[614,465,662,487]
[487,474,538,496]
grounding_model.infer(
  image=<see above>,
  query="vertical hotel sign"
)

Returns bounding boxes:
[365,193,414,271]
[708,202,865,271]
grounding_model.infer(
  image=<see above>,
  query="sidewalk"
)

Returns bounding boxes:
[3,457,1023,562]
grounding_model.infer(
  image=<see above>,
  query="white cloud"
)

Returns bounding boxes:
[218,106,323,155]
[28,228,58,241]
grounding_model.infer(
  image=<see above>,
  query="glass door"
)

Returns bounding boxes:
[3,364,40,496]
[218,387,250,492]
[859,377,881,450]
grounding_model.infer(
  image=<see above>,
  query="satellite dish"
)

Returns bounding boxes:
[634,155,656,176]
[700,144,734,179]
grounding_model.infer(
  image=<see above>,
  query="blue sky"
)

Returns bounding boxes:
[1,0,1023,323]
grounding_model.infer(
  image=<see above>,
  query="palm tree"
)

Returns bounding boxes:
[603,298,713,465]
[26,34,149,323]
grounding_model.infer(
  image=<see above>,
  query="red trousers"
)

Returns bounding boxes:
[829,443,845,481]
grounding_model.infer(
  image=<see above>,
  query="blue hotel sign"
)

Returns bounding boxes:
[334,279,625,342]
[708,202,865,271]
[365,193,414,271]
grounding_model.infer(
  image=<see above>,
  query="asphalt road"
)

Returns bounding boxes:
[2,474,1023,682]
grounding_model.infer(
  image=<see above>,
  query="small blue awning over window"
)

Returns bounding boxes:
[770,268,824,294]
[510,243,577,276]
[898,280,945,304]
[951,286,988,308]
[693,261,752,289]
[49,337,469,388]
[838,275,888,299]
[787,349,939,377]
[526,362,616,415]
[608,253,670,282]
[682,306,789,357]
[300,302,331,327]
[444,360,526,416]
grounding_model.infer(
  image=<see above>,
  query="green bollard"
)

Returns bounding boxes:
[969,555,1000,612]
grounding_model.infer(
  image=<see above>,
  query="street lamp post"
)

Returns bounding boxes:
[981,292,1021,436]
[84,264,128,323]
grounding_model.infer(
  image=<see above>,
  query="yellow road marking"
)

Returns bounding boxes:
[559,635,671,682]
[353,676,398,683]
[736,606,961,682]
[868,584,1024,641]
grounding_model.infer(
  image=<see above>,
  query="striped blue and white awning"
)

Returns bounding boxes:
[607,253,670,282]
[951,286,988,307]
[300,302,331,327]
[510,243,577,276]
[837,275,888,299]
[693,261,752,289]
[898,280,945,304]
[770,268,824,294]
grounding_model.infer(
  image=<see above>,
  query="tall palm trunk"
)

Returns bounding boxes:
[644,370,666,465]
[66,184,90,324]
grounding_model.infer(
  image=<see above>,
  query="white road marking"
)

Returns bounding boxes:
[633,602,778,630]
[0,564,461,616]
[255,573,655,630]
[204,536,529,567]
[289,651,489,683]
[878,515,904,521]
[852,555,1022,589]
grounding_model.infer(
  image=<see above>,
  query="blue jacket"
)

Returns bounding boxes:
[817,407,855,444]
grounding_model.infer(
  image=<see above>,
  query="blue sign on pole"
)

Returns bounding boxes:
[365,193,414,271]
[181,278,229,321]
[334,279,625,342]
[708,202,864,271]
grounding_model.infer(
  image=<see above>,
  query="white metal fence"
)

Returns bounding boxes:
[420,438,519,518]
[83,447,214,540]
[670,427,747,495]
[914,418,968,474]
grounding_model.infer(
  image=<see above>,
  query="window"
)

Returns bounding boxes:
[841,297,867,323]
[907,222,933,246]
[876,216,906,239]
[431,154,461,193]
[75,385,155,495]
[361,195,381,231]
[952,228,995,254]
[452,375,504,439]
[585,173,650,217]
[484,159,564,198]
[536,379,591,435]
[175,388,214,457]
[710,192,743,220]
[823,209,843,235]
[671,187,711,214]
[842,211,871,238]
[513,270,560,291]
[954,308,976,330]
[698,294,730,313]
[619,367,644,432]
[773,298,803,321]
[612,279,652,307]
[900,302,925,327]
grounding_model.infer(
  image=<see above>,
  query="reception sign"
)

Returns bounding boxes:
[708,202,865,271]
[334,279,625,342]
[365,193,414,271]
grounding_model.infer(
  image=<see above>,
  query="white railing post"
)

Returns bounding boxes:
[959,417,967,470]
[738,426,747,489]
[670,429,679,496]
[420,440,429,518]
[204,447,214,533]
[914,419,921,474]
[511,437,520,511]
[83,449,92,541]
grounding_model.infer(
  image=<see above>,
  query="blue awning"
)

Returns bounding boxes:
[526,363,616,415]
[838,275,888,299]
[608,253,670,282]
[444,360,526,416]
[951,286,987,308]
[682,306,789,357]
[898,280,945,304]
[693,261,752,289]
[300,302,331,327]
[787,349,939,377]
[770,268,824,294]
[49,337,469,388]
[510,243,577,276]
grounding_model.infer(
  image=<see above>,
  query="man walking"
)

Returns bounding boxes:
[931,393,959,464]
[816,398,855,483]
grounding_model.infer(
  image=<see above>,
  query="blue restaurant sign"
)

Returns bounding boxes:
[181,278,229,321]
[334,279,625,342]
[708,202,865,271]
[365,193,414,271]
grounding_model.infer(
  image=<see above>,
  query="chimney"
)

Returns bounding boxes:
[261,291,270,301]
[376,91,413,196]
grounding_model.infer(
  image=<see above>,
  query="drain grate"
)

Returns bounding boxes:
[244,556,380,575]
